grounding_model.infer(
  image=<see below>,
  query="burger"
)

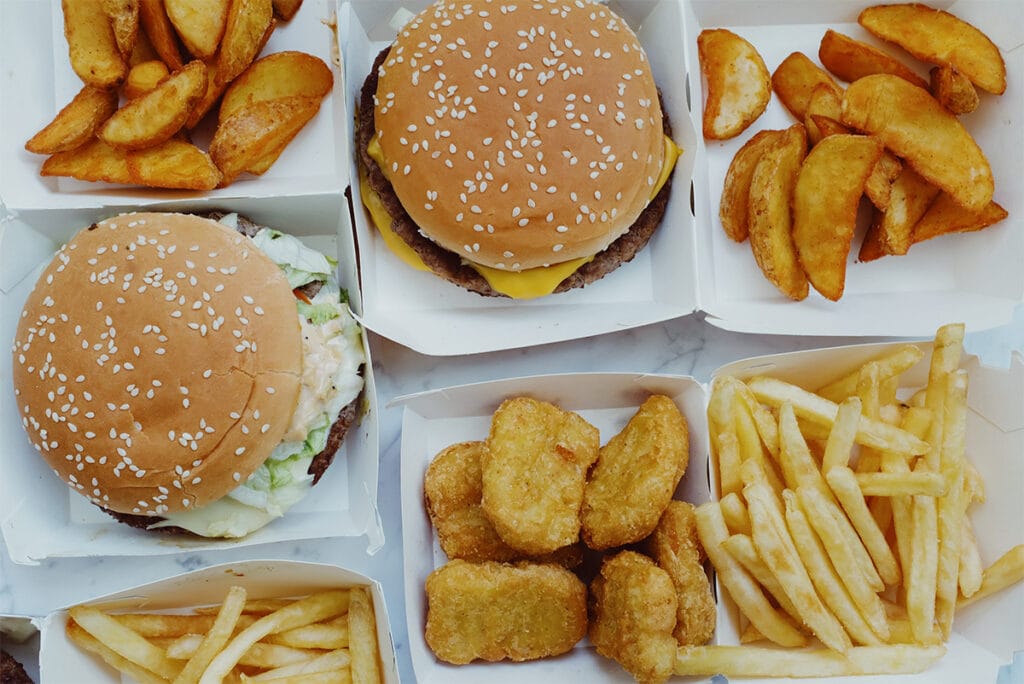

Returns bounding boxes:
[10,212,365,538]
[356,0,681,299]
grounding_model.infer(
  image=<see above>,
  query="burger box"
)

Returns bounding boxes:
[0,193,384,564]
[0,0,347,209]
[0,615,41,683]
[339,0,1023,356]
[35,560,399,683]
[393,346,1023,682]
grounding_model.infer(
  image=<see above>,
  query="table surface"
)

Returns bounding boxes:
[2,304,1022,682]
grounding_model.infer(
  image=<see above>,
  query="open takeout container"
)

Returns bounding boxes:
[36,560,398,684]
[340,0,1023,356]
[0,0,347,209]
[0,193,383,564]
[393,343,1023,682]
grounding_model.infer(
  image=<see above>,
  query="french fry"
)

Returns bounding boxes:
[266,617,348,650]
[907,462,940,644]
[856,471,947,497]
[935,370,969,638]
[732,378,781,460]
[825,466,900,587]
[720,534,804,623]
[924,323,965,470]
[674,644,945,677]
[958,517,984,599]
[114,613,257,637]
[69,604,181,679]
[245,670,350,684]
[958,545,1024,608]
[245,649,350,681]
[25,86,119,155]
[193,598,305,616]
[348,588,381,684]
[172,586,247,684]
[963,460,986,504]
[821,397,861,474]
[716,428,743,498]
[694,503,806,648]
[168,635,323,669]
[62,0,128,88]
[66,621,169,684]
[777,402,837,505]
[930,65,979,116]
[719,129,784,242]
[719,491,751,536]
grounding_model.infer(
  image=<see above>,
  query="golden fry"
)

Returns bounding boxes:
[818,29,927,88]
[698,29,771,140]
[771,52,842,121]
[25,86,118,155]
[719,129,784,242]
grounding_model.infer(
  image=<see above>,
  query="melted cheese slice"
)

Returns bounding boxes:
[363,133,681,298]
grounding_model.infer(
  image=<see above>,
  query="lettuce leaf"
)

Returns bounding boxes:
[251,228,336,288]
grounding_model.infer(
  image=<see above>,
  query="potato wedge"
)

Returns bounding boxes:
[165,0,230,60]
[124,59,170,99]
[869,166,941,257]
[272,0,302,21]
[858,215,888,263]
[101,0,139,59]
[99,60,206,150]
[216,0,274,86]
[128,21,160,65]
[126,138,222,189]
[804,84,843,146]
[930,65,979,116]
[25,86,118,154]
[859,3,1006,95]
[720,130,785,243]
[41,139,132,185]
[138,0,182,70]
[792,134,883,301]
[747,124,809,301]
[698,29,771,140]
[841,74,993,212]
[62,0,127,88]
[818,29,927,89]
[911,193,1008,244]
[210,95,322,185]
[184,61,226,129]
[771,52,842,121]
[219,51,333,124]
[864,151,902,211]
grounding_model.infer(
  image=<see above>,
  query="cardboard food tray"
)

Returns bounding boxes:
[341,0,1022,356]
[37,560,399,683]
[395,348,1022,682]
[0,0,347,209]
[0,194,383,564]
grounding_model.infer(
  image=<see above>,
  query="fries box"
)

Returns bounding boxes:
[0,0,347,209]
[36,560,399,684]
[0,615,41,683]
[0,194,384,564]
[340,0,1022,356]
[395,349,1022,682]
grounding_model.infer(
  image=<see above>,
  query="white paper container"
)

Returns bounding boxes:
[339,0,701,356]
[0,0,347,210]
[395,347,1022,682]
[685,0,1024,337]
[1,615,41,683]
[395,373,712,682]
[37,560,398,684]
[0,194,383,564]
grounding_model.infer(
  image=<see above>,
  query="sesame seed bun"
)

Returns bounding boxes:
[372,0,667,272]
[11,212,303,518]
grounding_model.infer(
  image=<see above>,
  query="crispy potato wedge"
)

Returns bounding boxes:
[818,29,927,89]
[698,29,771,140]
[62,0,127,88]
[210,95,324,185]
[101,0,139,59]
[138,0,182,70]
[165,0,230,59]
[216,0,274,86]
[219,51,333,124]
[128,22,160,65]
[930,65,979,116]
[41,139,132,184]
[720,129,785,242]
[124,59,169,99]
[25,86,118,154]
[772,52,842,121]
[272,0,302,21]
[872,166,941,257]
[808,114,848,140]
[100,60,206,149]
[864,151,902,210]
[792,134,883,301]
[912,193,1008,244]
[184,61,226,129]
[858,215,888,263]
[747,124,809,300]
[126,138,221,189]
[804,84,843,145]
[841,74,993,212]
[859,3,1006,95]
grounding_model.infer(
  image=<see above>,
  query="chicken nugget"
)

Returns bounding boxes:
[581,395,689,550]
[481,397,599,555]
[425,560,588,664]
[590,550,678,684]
[424,441,584,567]
[645,500,717,646]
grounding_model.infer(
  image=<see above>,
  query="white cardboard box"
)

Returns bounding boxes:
[0,0,347,209]
[341,0,1023,355]
[395,348,1023,682]
[37,560,399,684]
[0,194,383,564]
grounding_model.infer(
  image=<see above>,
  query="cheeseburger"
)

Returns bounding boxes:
[11,212,365,538]
[357,0,680,299]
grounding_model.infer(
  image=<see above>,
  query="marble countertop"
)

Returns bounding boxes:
[2,305,1021,682]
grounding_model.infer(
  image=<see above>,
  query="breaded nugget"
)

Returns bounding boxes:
[645,500,717,645]
[481,397,599,555]
[424,441,584,567]
[581,395,689,550]
[590,550,678,684]
[424,560,588,664]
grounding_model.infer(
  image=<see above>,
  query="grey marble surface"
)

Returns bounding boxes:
[1,305,1021,683]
